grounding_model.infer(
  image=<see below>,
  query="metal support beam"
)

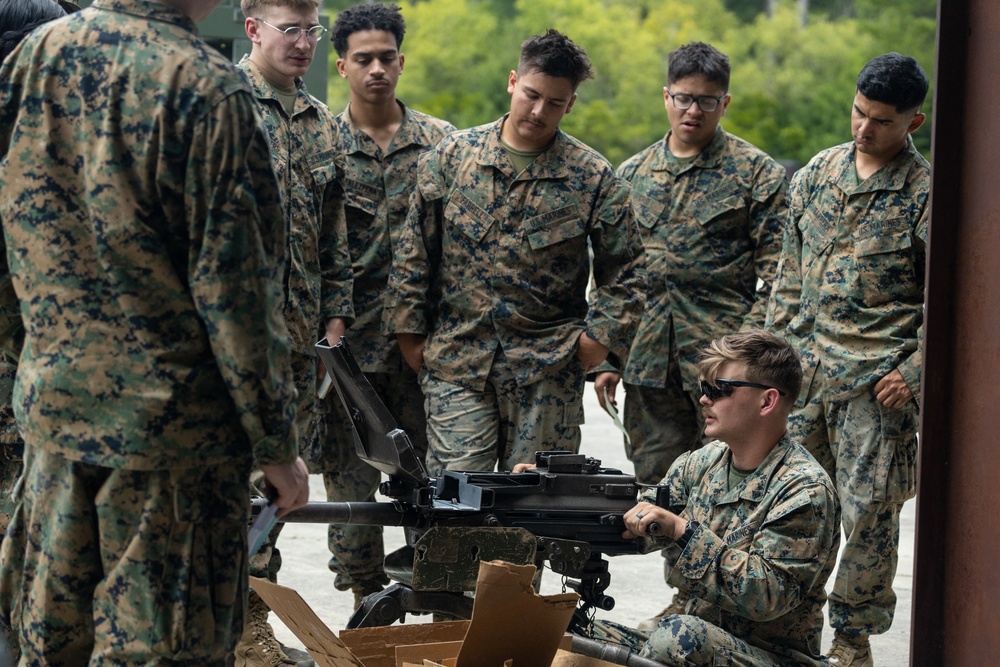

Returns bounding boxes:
[914,0,1000,664]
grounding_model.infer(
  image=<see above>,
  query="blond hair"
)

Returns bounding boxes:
[241,0,321,18]
[697,329,802,399]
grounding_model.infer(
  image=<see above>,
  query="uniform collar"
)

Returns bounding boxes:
[836,135,920,195]
[650,125,728,173]
[238,55,311,116]
[478,114,573,180]
[340,100,429,156]
[705,434,795,504]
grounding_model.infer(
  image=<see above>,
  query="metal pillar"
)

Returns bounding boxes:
[913,0,1000,664]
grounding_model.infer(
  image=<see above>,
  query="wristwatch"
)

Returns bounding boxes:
[675,520,699,549]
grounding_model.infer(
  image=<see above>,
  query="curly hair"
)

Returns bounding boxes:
[518,29,594,90]
[0,0,66,62]
[331,3,405,57]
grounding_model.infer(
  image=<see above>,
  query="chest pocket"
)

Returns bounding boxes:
[446,191,497,244]
[345,177,381,217]
[631,193,667,249]
[524,205,585,250]
[695,194,745,227]
[308,150,338,190]
[853,220,917,306]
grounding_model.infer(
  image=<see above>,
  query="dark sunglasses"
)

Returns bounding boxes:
[700,378,787,401]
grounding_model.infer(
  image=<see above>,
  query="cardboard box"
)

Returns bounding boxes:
[250,560,621,667]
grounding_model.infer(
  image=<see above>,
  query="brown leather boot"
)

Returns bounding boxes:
[232,591,297,666]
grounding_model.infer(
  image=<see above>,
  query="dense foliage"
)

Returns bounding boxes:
[325,0,935,168]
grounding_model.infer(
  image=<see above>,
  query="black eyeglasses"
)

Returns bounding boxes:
[700,378,787,401]
[255,18,327,44]
[666,89,728,113]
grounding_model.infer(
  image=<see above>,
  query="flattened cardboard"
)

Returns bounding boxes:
[250,577,362,667]
[340,622,469,667]
[456,561,579,667]
[251,564,618,667]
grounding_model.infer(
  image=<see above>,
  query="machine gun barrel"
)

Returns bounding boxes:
[251,498,423,528]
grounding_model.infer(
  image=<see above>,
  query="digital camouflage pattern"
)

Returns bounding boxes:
[0,0,297,661]
[383,116,644,474]
[316,102,451,591]
[787,382,917,638]
[593,438,839,666]
[421,347,584,475]
[615,128,787,483]
[0,0,299,471]
[237,56,355,361]
[2,447,249,663]
[621,381,701,485]
[332,102,454,375]
[0,358,20,536]
[383,116,646,392]
[766,137,928,638]
[619,127,787,393]
[766,138,928,403]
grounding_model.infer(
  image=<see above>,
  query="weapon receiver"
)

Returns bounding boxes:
[253,338,657,631]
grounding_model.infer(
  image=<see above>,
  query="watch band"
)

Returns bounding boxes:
[675,520,699,549]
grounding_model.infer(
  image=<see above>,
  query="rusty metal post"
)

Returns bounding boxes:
[913,0,1000,664]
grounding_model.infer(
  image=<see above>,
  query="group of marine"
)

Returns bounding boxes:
[0,0,928,666]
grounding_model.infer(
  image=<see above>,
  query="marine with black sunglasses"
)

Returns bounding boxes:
[587,329,839,667]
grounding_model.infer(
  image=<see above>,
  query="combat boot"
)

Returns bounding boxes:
[636,590,690,632]
[826,633,874,667]
[232,592,297,667]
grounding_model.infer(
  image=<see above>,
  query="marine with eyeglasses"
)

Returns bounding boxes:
[233,1,355,664]
[592,41,788,631]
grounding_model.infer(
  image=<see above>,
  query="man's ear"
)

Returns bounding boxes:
[245,17,260,43]
[759,389,781,417]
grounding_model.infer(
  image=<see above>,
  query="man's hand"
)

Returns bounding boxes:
[397,333,426,374]
[576,332,609,373]
[325,317,348,347]
[874,368,913,409]
[623,501,686,540]
[260,457,309,518]
[594,371,621,414]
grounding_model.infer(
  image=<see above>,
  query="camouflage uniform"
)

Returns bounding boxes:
[235,56,354,594]
[0,1,297,662]
[765,137,928,639]
[0,358,20,537]
[616,127,787,484]
[383,116,645,475]
[317,102,453,593]
[591,438,840,666]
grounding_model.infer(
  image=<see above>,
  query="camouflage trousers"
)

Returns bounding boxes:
[789,380,919,638]
[0,446,250,666]
[421,351,585,475]
[622,380,704,486]
[314,368,426,591]
[590,616,789,666]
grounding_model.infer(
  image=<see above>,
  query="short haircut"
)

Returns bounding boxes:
[667,41,730,91]
[240,0,322,20]
[697,329,802,400]
[0,0,65,61]
[518,29,594,90]
[331,3,405,57]
[857,52,929,113]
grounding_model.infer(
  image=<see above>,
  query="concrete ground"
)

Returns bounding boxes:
[271,387,915,665]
